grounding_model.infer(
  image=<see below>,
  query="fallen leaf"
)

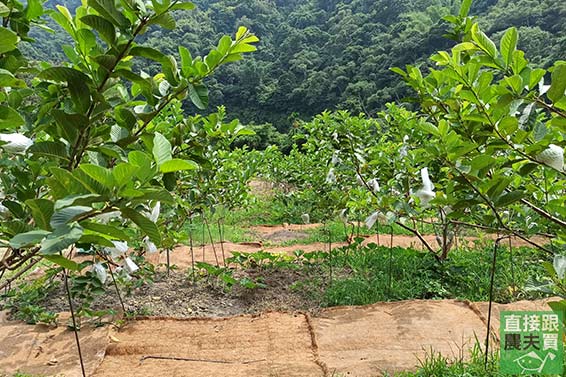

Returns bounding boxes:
[47,358,58,366]
[110,335,121,343]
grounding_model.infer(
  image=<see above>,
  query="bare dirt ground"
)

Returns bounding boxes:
[40,268,321,319]
[144,226,549,270]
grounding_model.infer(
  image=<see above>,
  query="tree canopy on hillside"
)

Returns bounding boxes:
[28,0,566,130]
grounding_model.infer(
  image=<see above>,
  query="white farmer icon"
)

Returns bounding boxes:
[513,351,555,373]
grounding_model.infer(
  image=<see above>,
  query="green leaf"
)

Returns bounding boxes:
[2,200,26,219]
[222,54,242,64]
[159,158,198,173]
[217,35,232,55]
[80,14,116,45]
[72,169,112,197]
[48,167,89,196]
[92,54,117,72]
[54,194,101,210]
[0,3,10,17]
[500,27,517,68]
[87,0,129,28]
[550,116,566,131]
[80,221,130,241]
[38,67,90,84]
[547,300,566,325]
[128,150,155,182]
[495,190,524,207]
[50,206,93,228]
[68,77,92,113]
[113,69,152,92]
[76,28,97,55]
[10,230,50,248]
[0,105,25,130]
[25,199,54,231]
[235,26,248,40]
[130,46,167,64]
[52,111,87,144]
[80,164,115,188]
[486,176,512,200]
[470,155,496,170]
[504,75,523,94]
[77,234,115,247]
[519,162,538,176]
[471,23,497,59]
[459,0,472,18]
[151,12,176,30]
[230,43,257,54]
[152,132,172,166]
[0,27,19,54]
[115,108,137,130]
[120,207,161,244]
[55,5,73,24]
[547,64,566,103]
[0,69,26,88]
[135,189,174,203]
[179,46,193,76]
[205,50,223,70]
[43,255,80,271]
[170,1,195,10]
[51,8,74,35]
[28,141,69,160]
[528,68,546,90]
[112,163,138,186]
[498,116,518,137]
[511,50,528,75]
[188,83,208,109]
[25,0,44,19]
[40,224,84,255]
[162,172,176,191]
[417,121,440,137]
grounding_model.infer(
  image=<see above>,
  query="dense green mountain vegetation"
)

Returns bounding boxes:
[29,0,566,131]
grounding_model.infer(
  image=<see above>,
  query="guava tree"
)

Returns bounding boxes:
[150,102,258,269]
[391,0,566,312]
[0,0,258,322]
[391,3,565,249]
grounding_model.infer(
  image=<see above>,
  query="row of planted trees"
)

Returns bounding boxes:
[257,1,566,309]
[0,0,261,373]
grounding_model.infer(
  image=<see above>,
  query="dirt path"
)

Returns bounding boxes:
[0,312,109,377]
[0,298,558,377]
[146,232,549,270]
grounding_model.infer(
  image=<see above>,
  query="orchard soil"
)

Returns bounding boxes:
[0,222,557,377]
[34,223,546,319]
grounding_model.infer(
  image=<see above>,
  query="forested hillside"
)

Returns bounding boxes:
[30,0,566,130]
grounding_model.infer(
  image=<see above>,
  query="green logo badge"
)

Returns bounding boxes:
[500,311,563,374]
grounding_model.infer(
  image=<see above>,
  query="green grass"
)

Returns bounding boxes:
[177,220,256,245]
[393,343,500,376]
[0,272,59,325]
[393,342,566,376]
[298,242,549,306]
